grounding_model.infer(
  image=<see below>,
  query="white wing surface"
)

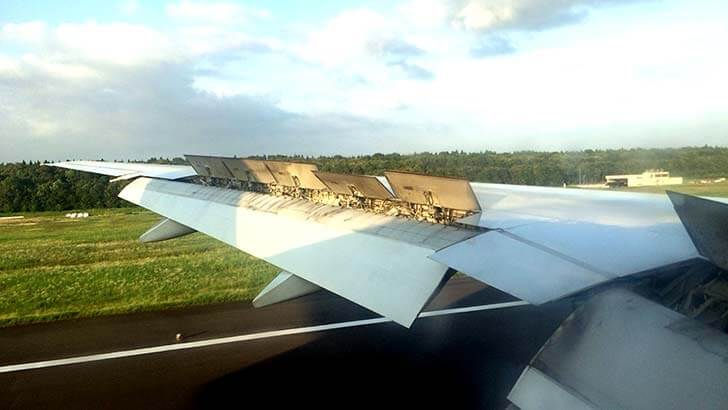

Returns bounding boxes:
[47,160,196,180]
[431,183,701,304]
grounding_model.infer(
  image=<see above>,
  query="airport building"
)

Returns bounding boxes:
[605,170,683,187]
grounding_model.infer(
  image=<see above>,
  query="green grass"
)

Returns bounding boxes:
[575,180,728,197]
[0,208,278,327]
[611,180,728,197]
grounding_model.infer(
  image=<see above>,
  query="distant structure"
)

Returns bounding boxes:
[605,170,683,188]
[65,212,90,218]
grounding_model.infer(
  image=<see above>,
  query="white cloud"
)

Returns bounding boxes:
[297,9,390,67]
[456,0,516,31]
[0,61,402,162]
[21,54,99,79]
[293,7,435,86]
[445,0,636,32]
[165,0,268,25]
[55,22,172,65]
[1,1,726,162]
[176,25,279,56]
[1,21,48,44]
[399,0,449,28]
[0,54,22,77]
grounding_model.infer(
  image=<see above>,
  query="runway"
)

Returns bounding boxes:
[0,277,573,409]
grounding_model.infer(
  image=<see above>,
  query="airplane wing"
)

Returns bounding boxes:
[53,156,728,408]
[54,157,719,325]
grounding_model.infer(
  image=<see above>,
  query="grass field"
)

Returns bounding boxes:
[615,180,728,197]
[0,208,277,327]
[576,180,728,197]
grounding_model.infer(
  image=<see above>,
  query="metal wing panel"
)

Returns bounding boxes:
[468,182,686,229]
[508,221,699,277]
[430,231,608,304]
[119,178,451,327]
[453,183,699,299]
[47,161,196,180]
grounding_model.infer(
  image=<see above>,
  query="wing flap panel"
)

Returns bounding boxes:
[430,231,608,304]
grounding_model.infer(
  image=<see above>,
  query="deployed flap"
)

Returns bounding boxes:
[47,161,196,180]
[509,288,728,410]
[252,271,321,308]
[430,231,609,304]
[385,171,481,211]
[314,171,394,200]
[119,178,455,327]
[139,218,196,243]
[264,161,327,190]
[185,155,235,179]
[668,191,728,271]
[220,158,276,183]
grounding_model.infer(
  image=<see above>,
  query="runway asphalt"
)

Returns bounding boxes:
[0,277,574,409]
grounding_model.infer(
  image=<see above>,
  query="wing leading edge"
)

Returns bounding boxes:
[47,160,196,180]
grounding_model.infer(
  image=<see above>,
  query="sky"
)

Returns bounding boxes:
[0,0,727,161]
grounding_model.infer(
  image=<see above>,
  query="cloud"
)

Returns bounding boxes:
[1,21,48,44]
[294,8,434,87]
[0,16,414,162]
[175,25,279,58]
[399,0,450,28]
[451,0,633,32]
[373,38,425,57]
[0,54,403,162]
[389,60,434,80]
[55,22,172,65]
[296,9,390,67]
[0,54,21,76]
[165,1,269,25]
[470,35,515,57]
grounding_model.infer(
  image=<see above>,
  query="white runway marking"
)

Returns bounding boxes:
[0,300,528,374]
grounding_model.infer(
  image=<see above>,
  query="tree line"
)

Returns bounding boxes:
[1,146,727,213]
